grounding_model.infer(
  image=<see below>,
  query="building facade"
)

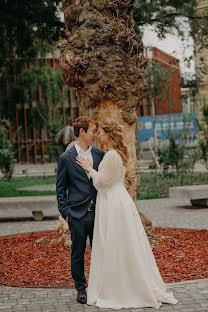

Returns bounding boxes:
[140,47,182,117]
[195,0,208,120]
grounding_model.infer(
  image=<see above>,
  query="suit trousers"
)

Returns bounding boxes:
[68,211,95,290]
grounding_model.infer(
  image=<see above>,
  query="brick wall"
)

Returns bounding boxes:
[141,47,182,116]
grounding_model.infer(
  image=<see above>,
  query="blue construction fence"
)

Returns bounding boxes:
[136,113,198,147]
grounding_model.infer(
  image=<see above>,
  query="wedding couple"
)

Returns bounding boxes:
[56,116,177,309]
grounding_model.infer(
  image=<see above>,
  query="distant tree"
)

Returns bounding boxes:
[0,0,65,70]
[143,60,176,151]
[0,120,15,179]
[134,0,208,71]
[134,0,206,45]
[197,99,208,169]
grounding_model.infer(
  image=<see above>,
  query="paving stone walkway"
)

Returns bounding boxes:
[0,279,208,312]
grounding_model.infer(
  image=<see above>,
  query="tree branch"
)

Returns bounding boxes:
[135,11,207,27]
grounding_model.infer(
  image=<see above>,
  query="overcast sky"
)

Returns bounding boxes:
[142,25,195,79]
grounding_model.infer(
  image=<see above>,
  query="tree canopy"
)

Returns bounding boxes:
[1,0,207,61]
[0,0,65,67]
[134,0,198,38]
[133,0,208,65]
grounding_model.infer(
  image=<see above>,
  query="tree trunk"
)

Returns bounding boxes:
[59,0,152,235]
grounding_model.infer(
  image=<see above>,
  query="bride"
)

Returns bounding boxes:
[76,119,177,310]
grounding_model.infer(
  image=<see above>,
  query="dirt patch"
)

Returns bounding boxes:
[0,227,207,287]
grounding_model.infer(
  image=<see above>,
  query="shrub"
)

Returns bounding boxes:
[158,134,184,172]
[197,101,208,169]
[157,115,199,184]
[0,120,16,179]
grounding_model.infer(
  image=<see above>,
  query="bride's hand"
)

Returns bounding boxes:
[76,155,92,173]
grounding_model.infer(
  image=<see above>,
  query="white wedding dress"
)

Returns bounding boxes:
[87,150,177,309]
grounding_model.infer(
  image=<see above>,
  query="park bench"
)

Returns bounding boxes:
[169,185,208,208]
[0,196,58,221]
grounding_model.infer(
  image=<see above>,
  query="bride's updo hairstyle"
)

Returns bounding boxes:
[99,119,128,167]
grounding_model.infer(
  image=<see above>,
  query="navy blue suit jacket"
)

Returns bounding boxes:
[56,145,104,220]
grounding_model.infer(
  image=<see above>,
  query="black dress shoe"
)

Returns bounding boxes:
[77,289,87,304]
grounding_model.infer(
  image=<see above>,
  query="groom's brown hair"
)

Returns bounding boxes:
[73,116,97,137]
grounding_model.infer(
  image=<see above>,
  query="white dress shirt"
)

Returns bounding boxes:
[75,143,93,179]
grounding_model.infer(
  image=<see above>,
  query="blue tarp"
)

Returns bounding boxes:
[136,113,198,146]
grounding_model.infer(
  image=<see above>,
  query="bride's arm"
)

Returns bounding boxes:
[89,151,121,190]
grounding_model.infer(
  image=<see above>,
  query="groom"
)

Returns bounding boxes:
[56,116,104,304]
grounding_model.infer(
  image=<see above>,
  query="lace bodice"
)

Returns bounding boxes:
[89,150,126,191]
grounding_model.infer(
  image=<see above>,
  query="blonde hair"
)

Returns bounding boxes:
[99,119,128,167]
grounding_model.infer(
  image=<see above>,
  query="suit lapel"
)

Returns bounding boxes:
[68,145,89,180]
[91,147,100,170]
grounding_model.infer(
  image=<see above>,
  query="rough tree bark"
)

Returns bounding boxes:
[59,0,152,235]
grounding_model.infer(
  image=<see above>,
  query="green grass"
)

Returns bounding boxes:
[137,172,208,200]
[0,176,56,197]
[0,172,208,199]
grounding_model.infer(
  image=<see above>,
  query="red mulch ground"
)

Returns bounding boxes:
[0,227,207,288]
